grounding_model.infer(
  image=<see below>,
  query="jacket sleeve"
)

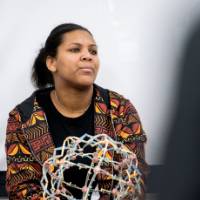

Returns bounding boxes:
[113,98,149,200]
[5,108,43,200]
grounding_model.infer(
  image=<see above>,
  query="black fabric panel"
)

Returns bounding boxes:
[0,171,7,196]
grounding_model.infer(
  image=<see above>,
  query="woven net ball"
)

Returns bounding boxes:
[41,134,142,200]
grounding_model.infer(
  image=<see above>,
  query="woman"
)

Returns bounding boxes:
[5,23,148,200]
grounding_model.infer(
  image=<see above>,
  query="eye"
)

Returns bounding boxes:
[89,49,98,55]
[69,48,80,53]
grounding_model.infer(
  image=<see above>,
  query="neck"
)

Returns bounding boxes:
[51,84,93,118]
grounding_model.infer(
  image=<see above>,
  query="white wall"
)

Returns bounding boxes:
[1,0,200,170]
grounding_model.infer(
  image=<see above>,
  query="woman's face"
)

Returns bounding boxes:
[47,30,99,89]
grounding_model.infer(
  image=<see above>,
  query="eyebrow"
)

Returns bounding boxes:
[70,43,98,48]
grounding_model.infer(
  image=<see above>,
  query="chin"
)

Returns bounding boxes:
[68,75,96,90]
[80,77,95,86]
[74,81,94,90]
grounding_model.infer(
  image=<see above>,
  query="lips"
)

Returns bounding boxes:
[79,66,94,73]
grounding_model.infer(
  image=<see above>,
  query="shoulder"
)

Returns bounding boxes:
[106,89,140,117]
[108,89,134,109]
[108,89,127,101]
[8,91,37,122]
[95,84,129,102]
[95,85,137,114]
[8,87,53,122]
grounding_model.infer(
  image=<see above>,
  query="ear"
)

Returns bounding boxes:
[46,56,57,72]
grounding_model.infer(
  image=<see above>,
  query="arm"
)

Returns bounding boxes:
[5,108,43,200]
[114,99,149,200]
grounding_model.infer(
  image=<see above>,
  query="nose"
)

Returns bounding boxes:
[80,50,92,61]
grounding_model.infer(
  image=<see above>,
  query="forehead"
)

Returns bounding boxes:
[61,30,96,45]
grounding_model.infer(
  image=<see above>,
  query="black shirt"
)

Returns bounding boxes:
[37,89,96,199]
[37,89,94,147]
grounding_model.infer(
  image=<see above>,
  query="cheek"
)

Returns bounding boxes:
[56,57,75,72]
[95,58,100,70]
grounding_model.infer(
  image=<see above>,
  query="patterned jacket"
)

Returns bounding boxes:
[5,85,148,200]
